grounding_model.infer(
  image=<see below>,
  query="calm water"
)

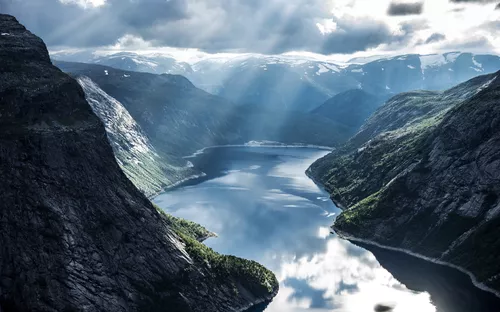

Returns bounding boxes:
[154,147,500,312]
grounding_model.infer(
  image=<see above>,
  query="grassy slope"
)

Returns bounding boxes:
[154,204,278,294]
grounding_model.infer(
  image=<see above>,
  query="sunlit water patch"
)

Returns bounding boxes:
[154,147,500,312]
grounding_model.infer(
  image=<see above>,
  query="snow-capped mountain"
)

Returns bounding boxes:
[55,61,353,171]
[51,51,193,75]
[53,51,500,112]
[188,52,500,111]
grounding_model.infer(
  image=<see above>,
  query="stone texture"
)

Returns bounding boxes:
[0,14,277,311]
[308,71,500,292]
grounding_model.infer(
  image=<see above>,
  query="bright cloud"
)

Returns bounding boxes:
[3,0,500,56]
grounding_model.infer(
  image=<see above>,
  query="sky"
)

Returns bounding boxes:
[1,0,499,61]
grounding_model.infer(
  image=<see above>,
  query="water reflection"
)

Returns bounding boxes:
[154,147,499,312]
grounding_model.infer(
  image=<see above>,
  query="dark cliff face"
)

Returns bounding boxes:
[0,14,277,311]
[308,71,500,292]
[55,61,351,154]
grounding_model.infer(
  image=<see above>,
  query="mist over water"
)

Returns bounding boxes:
[154,147,500,312]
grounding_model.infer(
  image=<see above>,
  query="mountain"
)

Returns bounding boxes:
[312,89,387,133]
[54,61,351,196]
[190,56,347,111]
[51,51,193,76]
[53,51,500,112]
[0,14,278,311]
[307,71,500,293]
[76,76,197,196]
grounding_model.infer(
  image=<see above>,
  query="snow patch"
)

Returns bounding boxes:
[131,58,159,69]
[420,54,447,70]
[1,33,10,36]
[445,52,461,63]
[104,70,108,75]
[316,64,330,75]
[407,65,415,69]
[351,68,363,73]
[472,57,484,72]
[123,74,130,78]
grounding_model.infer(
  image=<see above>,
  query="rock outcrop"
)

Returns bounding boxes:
[0,14,277,311]
[76,76,197,197]
[308,71,500,293]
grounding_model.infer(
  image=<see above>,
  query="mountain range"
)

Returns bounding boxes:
[52,51,500,112]
[308,70,500,294]
[54,61,353,196]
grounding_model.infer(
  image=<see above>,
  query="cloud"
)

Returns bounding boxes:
[439,36,495,51]
[387,2,424,15]
[3,0,411,54]
[425,32,446,44]
[2,0,499,55]
[450,0,497,2]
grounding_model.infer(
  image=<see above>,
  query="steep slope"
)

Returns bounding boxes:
[76,76,197,196]
[53,51,500,112]
[55,61,351,154]
[308,71,500,292]
[0,14,277,311]
[312,89,386,133]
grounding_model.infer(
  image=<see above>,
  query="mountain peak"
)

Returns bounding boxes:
[0,14,51,65]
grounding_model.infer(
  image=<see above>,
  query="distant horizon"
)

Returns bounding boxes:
[49,48,500,65]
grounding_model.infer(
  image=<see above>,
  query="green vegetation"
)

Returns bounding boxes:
[153,204,278,293]
[337,190,382,226]
[153,204,214,241]
[177,230,278,293]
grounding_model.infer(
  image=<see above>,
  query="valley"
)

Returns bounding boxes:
[1,3,500,311]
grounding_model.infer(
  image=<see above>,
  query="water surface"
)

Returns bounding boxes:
[154,147,500,312]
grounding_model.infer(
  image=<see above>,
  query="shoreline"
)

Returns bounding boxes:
[305,166,500,300]
[183,141,335,159]
[334,228,500,299]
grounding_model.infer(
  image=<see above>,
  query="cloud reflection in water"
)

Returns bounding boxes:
[154,147,436,312]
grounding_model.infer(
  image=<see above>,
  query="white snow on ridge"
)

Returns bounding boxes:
[131,58,159,69]
[472,57,484,71]
[321,63,340,73]
[316,64,330,75]
[445,52,461,63]
[420,54,447,70]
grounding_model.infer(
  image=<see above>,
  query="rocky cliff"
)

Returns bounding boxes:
[308,71,500,293]
[76,76,197,197]
[53,61,351,195]
[0,14,277,311]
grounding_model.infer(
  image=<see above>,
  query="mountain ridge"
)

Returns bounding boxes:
[52,51,500,111]
[307,70,500,293]
[0,13,278,311]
